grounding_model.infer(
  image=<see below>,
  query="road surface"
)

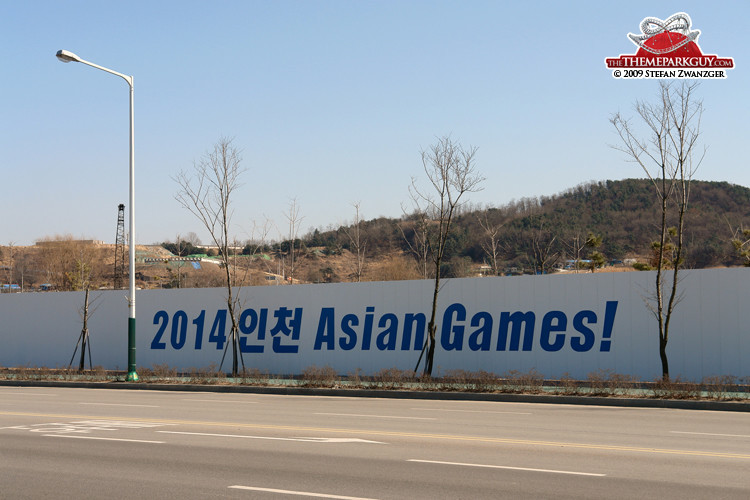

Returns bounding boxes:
[1,386,748,499]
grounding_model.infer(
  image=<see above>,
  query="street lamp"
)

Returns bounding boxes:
[56,49,138,382]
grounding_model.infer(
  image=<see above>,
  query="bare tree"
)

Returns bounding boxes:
[68,288,103,372]
[398,211,431,279]
[514,216,559,275]
[4,242,14,290]
[282,198,304,283]
[184,232,202,246]
[477,208,505,276]
[527,224,559,275]
[342,202,367,282]
[611,81,704,380]
[62,241,102,372]
[409,136,484,376]
[563,230,586,273]
[174,234,186,288]
[8,241,14,290]
[66,249,94,291]
[174,137,246,376]
[34,236,105,291]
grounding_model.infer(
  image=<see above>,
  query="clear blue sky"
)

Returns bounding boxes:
[2,1,747,246]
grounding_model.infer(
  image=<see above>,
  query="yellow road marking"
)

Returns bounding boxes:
[1,410,749,460]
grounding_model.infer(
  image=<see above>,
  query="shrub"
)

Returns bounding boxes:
[553,372,583,396]
[239,368,271,386]
[586,369,637,396]
[702,375,738,400]
[650,376,701,399]
[140,363,178,381]
[187,363,226,384]
[369,368,417,390]
[502,369,544,394]
[299,365,339,387]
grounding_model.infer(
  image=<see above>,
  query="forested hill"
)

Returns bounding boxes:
[308,179,750,272]
[456,179,750,269]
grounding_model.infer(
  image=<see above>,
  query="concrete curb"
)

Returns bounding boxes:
[2,379,748,412]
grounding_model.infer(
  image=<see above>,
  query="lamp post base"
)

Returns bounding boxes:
[127,317,138,382]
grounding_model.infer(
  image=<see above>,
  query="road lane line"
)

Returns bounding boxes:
[298,437,385,444]
[315,412,436,420]
[412,408,532,415]
[157,431,384,444]
[4,411,750,460]
[181,399,258,403]
[45,435,164,444]
[0,392,57,396]
[407,459,606,476]
[80,403,159,408]
[159,430,321,442]
[671,431,750,438]
[229,485,378,499]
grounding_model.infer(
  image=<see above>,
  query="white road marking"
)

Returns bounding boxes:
[298,437,385,444]
[79,403,159,408]
[314,412,436,420]
[159,431,301,442]
[249,394,361,400]
[407,459,606,477]
[45,435,164,444]
[412,408,532,415]
[157,431,384,444]
[72,420,172,429]
[671,431,750,438]
[229,485,379,499]
[2,420,172,434]
[0,392,57,396]
[181,399,258,403]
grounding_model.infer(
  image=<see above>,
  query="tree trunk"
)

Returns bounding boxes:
[79,288,90,373]
[425,323,436,376]
[659,336,669,380]
[232,329,238,376]
[424,260,442,376]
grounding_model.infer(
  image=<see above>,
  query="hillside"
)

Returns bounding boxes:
[306,179,750,276]
[457,179,750,270]
[2,179,749,290]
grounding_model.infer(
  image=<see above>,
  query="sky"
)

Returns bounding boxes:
[2,1,748,246]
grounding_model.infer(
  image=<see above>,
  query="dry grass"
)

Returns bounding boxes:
[500,369,545,394]
[649,376,701,399]
[438,369,501,392]
[299,365,339,388]
[0,365,747,402]
[238,368,272,385]
[701,375,745,400]
[138,363,179,381]
[585,369,639,397]
[368,368,419,390]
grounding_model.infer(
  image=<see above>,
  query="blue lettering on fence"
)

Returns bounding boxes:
[497,311,535,351]
[314,307,425,352]
[150,301,618,354]
[571,310,596,352]
[441,303,466,351]
[540,311,566,352]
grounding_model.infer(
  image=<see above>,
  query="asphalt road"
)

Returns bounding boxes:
[1,386,748,499]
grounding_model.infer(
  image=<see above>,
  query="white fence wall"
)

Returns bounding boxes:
[1,268,747,381]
